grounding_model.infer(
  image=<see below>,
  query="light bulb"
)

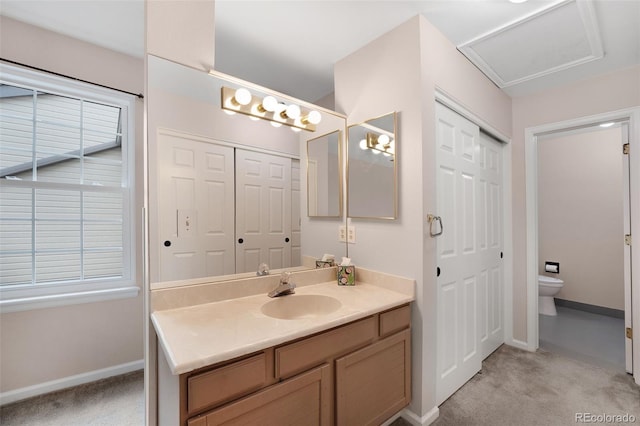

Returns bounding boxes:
[359,139,367,150]
[383,152,391,157]
[372,149,380,155]
[378,134,390,145]
[234,88,252,106]
[291,126,302,133]
[270,121,282,128]
[284,104,301,120]
[304,110,322,125]
[261,96,278,112]
[224,110,236,116]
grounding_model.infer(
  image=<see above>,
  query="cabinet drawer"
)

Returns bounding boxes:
[379,304,411,337]
[187,352,267,414]
[190,364,331,426]
[276,316,377,379]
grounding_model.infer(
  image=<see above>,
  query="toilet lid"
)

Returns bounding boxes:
[538,275,563,284]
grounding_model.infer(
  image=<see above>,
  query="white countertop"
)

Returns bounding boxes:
[152,280,414,375]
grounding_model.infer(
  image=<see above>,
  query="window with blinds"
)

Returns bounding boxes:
[0,69,135,304]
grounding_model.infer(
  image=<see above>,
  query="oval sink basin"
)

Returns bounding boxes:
[261,294,342,320]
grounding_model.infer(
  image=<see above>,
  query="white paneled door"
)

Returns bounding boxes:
[157,132,235,281]
[235,149,292,273]
[291,159,302,267]
[435,103,504,406]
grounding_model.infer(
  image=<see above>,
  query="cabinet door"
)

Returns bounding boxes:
[193,364,330,426]
[335,329,411,426]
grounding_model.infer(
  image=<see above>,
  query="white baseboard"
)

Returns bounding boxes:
[0,359,143,406]
[506,338,534,352]
[403,406,440,425]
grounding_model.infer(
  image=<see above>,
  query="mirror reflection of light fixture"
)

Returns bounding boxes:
[362,132,395,159]
[233,88,252,106]
[221,86,321,131]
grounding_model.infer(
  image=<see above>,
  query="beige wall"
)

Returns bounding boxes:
[146,0,215,72]
[538,127,625,310]
[335,15,511,417]
[0,17,144,394]
[511,65,640,341]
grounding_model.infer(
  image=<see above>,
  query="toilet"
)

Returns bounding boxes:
[538,275,564,316]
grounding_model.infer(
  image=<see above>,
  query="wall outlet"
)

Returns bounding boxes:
[347,225,356,244]
[338,225,347,242]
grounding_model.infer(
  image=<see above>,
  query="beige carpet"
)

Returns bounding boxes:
[0,370,143,426]
[428,345,640,426]
[3,348,639,426]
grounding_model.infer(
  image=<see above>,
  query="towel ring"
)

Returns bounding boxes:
[427,214,443,237]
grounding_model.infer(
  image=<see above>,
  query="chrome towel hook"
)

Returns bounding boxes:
[427,214,443,237]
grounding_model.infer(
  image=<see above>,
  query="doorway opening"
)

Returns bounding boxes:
[525,108,640,384]
[536,122,628,372]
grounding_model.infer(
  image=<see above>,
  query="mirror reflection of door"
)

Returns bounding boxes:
[157,131,235,282]
[235,149,292,273]
[157,132,299,281]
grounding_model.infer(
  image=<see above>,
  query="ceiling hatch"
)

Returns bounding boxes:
[458,0,604,88]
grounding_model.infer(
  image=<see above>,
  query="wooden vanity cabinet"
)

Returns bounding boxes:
[172,303,411,426]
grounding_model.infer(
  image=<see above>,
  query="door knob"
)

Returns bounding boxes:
[238,238,244,244]
[163,240,171,247]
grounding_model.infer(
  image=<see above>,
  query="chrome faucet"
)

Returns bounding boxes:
[268,272,296,298]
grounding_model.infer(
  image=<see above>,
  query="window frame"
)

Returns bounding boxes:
[0,63,138,312]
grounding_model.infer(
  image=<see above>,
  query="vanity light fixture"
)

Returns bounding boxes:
[221,86,321,132]
[259,96,278,113]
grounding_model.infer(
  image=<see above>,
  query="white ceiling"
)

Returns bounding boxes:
[1,0,638,103]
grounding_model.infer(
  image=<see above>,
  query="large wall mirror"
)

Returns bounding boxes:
[307,130,342,217]
[347,112,397,219]
[147,55,347,287]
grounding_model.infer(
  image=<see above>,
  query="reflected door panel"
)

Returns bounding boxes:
[235,149,292,273]
[157,132,235,281]
[291,159,301,266]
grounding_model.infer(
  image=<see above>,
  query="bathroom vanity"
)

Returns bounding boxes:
[151,267,415,425]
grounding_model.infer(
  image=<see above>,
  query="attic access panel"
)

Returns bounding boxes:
[458,0,603,88]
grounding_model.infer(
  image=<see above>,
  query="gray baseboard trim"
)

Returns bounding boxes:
[555,298,624,319]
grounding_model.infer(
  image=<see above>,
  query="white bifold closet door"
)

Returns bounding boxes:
[235,149,292,273]
[435,102,504,406]
[157,132,236,282]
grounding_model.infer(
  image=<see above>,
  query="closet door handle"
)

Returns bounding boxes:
[238,238,244,244]
[285,237,290,243]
